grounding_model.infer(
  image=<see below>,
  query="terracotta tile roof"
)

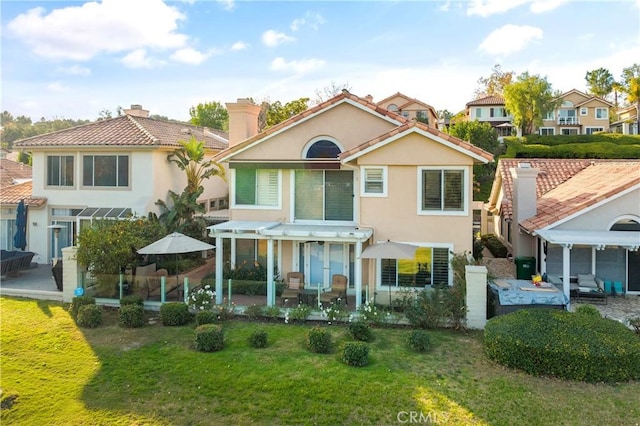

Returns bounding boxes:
[0,181,46,207]
[520,161,640,232]
[339,121,494,163]
[215,90,408,161]
[0,159,32,187]
[13,115,228,150]
[466,95,505,107]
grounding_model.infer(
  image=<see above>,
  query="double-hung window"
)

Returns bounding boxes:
[595,108,608,119]
[418,167,466,214]
[82,155,128,187]
[47,155,74,187]
[234,169,279,207]
[361,166,387,197]
[294,170,353,221]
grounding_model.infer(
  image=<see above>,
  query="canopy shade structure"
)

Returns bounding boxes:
[138,232,215,255]
[360,241,418,260]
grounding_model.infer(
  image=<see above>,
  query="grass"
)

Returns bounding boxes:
[2,297,640,425]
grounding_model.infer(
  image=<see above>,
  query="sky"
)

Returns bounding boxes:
[2,0,640,122]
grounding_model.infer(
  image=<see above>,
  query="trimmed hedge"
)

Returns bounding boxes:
[160,302,191,326]
[194,324,224,352]
[341,342,369,367]
[307,326,332,354]
[347,322,374,342]
[70,295,96,321]
[120,295,144,306]
[484,309,640,383]
[515,133,640,146]
[119,304,145,328]
[77,304,102,328]
[195,310,218,326]
[480,234,508,258]
[406,330,432,353]
[503,137,640,159]
[248,329,268,348]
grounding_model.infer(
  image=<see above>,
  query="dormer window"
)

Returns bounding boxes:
[305,140,341,159]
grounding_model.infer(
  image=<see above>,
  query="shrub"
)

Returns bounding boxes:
[248,329,268,348]
[119,304,145,328]
[120,294,144,306]
[70,295,96,321]
[348,321,374,342]
[77,304,102,328]
[307,326,332,353]
[195,310,218,326]
[480,234,508,258]
[211,304,235,322]
[321,302,347,323]
[263,305,282,320]
[243,304,265,320]
[357,300,383,325]
[194,324,224,352]
[188,285,215,311]
[484,309,640,383]
[574,304,601,317]
[160,302,191,326]
[289,304,312,323]
[341,342,369,367]
[473,239,484,261]
[629,317,640,335]
[406,330,431,352]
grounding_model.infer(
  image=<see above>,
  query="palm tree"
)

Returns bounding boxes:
[620,64,640,134]
[167,136,226,194]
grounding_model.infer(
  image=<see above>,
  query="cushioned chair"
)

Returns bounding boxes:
[604,280,613,295]
[319,274,348,306]
[281,272,304,306]
[613,281,624,297]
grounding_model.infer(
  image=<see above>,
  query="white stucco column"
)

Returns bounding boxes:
[562,244,572,310]
[215,236,223,305]
[539,239,547,275]
[465,265,488,329]
[61,246,81,303]
[355,240,363,309]
[591,247,597,275]
[266,238,274,306]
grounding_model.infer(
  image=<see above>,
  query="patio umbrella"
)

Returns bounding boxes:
[360,241,418,305]
[137,232,215,291]
[13,200,27,251]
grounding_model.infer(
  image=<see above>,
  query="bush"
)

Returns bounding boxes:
[243,304,265,320]
[574,304,601,317]
[263,305,282,320]
[289,304,312,323]
[194,324,224,352]
[70,295,96,321]
[341,342,369,367]
[211,304,235,322]
[405,285,466,330]
[348,321,374,342]
[195,310,218,326]
[120,294,144,306]
[406,330,431,352]
[484,309,640,383]
[248,329,268,348]
[160,302,191,326]
[629,317,640,335]
[307,326,332,353]
[77,304,102,328]
[480,234,508,258]
[119,304,145,328]
[473,239,484,261]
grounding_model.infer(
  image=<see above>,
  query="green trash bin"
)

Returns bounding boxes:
[515,256,536,280]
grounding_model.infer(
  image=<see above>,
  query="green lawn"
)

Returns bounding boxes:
[2,297,639,425]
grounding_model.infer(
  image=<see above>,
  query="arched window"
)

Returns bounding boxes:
[306,140,341,159]
[388,104,399,112]
[610,219,640,232]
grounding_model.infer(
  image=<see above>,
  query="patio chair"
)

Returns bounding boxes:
[320,274,348,306]
[281,272,304,306]
[613,281,624,297]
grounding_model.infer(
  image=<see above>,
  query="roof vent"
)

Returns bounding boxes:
[181,128,192,134]
[517,162,531,168]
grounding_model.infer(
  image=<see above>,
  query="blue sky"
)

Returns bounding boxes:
[2,0,639,122]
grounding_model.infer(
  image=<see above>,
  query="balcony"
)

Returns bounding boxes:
[557,116,580,126]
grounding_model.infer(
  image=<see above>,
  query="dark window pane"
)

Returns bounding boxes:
[117,156,128,187]
[306,140,341,159]
[422,170,442,210]
[294,170,323,220]
[325,170,353,221]
[63,156,74,186]
[380,259,397,287]
[94,156,116,186]
[83,156,93,186]
[443,170,463,211]
[47,156,59,186]
[433,248,449,286]
[235,168,256,205]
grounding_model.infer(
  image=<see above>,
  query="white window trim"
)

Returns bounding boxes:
[361,166,388,197]
[595,107,609,120]
[580,107,588,116]
[45,153,77,189]
[289,169,356,224]
[79,153,131,190]
[230,168,282,210]
[539,127,555,136]
[302,136,344,158]
[416,166,469,216]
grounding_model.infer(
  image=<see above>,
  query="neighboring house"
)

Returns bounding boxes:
[209,93,493,308]
[465,95,514,138]
[486,159,640,297]
[12,105,229,264]
[611,104,639,135]
[375,92,439,128]
[0,159,46,255]
[539,89,614,136]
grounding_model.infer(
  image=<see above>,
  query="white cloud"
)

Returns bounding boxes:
[262,30,295,47]
[530,0,568,13]
[47,82,70,92]
[290,11,325,32]
[479,24,543,56]
[6,0,188,61]
[170,48,210,65]
[270,57,325,74]
[231,41,249,51]
[57,65,91,76]
[121,49,157,69]
[439,1,451,12]
[467,0,565,16]
[217,0,235,11]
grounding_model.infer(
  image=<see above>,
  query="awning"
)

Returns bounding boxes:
[535,229,640,250]
[208,221,373,242]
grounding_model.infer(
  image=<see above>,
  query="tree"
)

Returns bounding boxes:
[585,68,614,99]
[314,81,351,104]
[167,136,226,194]
[503,72,561,135]
[262,98,310,129]
[620,63,640,133]
[189,101,229,131]
[475,64,514,98]
[0,111,89,150]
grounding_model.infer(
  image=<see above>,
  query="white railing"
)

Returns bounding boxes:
[557,117,579,125]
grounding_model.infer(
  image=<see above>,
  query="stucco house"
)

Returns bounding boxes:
[611,104,639,135]
[375,92,439,128]
[208,92,493,308]
[486,159,640,298]
[539,89,614,136]
[465,95,513,138]
[12,105,229,265]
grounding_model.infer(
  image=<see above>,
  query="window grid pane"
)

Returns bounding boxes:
[325,170,353,221]
[443,170,463,211]
[235,168,256,205]
[256,170,278,206]
[422,170,442,210]
[295,170,323,220]
[364,168,384,194]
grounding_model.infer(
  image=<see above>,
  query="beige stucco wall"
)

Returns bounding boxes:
[540,92,611,134]
[554,188,640,231]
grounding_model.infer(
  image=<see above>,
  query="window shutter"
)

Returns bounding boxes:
[432,248,449,286]
[256,170,278,206]
[325,170,353,221]
[364,168,384,194]
[443,170,463,211]
[422,170,442,210]
[235,168,256,205]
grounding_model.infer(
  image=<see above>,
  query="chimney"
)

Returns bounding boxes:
[364,94,373,103]
[510,163,540,258]
[124,104,149,118]
[226,98,262,147]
